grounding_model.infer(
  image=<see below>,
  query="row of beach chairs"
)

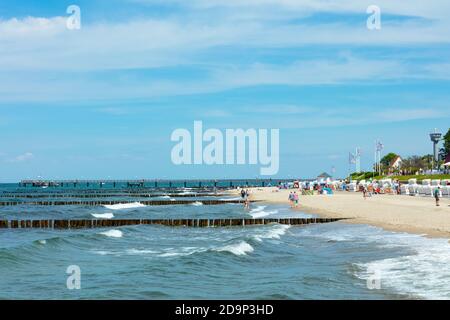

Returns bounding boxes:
[400,179,450,197]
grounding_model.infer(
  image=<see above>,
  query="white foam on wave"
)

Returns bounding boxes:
[38,240,47,245]
[99,229,123,238]
[249,205,278,218]
[354,234,450,299]
[93,250,114,255]
[91,213,114,219]
[177,191,195,195]
[160,195,171,199]
[215,241,254,256]
[103,202,145,210]
[219,197,242,201]
[252,224,291,242]
[191,201,203,206]
[301,223,450,299]
[157,246,208,258]
[126,248,158,255]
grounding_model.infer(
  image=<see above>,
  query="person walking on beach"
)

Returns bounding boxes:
[240,188,246,199]
[434,186,441,207]
[363,186,368,199]
[293,192,299,207]
[243,189,251,210]
[288,192,294,208]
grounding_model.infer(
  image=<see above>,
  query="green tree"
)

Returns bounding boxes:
[443,128,450,157]
[380,153,398,167]
[422,154,433,170]
[401,155,424,174]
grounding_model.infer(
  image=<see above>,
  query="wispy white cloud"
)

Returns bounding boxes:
[1,2,450,73]
[2,55,449,102]
[7,152,34,163]
[134,0,450,19]
[0,1,449,103]
[210,105,450,129]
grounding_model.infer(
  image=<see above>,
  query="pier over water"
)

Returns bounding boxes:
[19,179,299,189]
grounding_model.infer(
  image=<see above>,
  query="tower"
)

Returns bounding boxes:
[429,129,442,171]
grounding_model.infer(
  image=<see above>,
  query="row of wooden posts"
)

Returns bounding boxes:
[0,218,344,229]
[0,193,219,199]
[0,199,246,206]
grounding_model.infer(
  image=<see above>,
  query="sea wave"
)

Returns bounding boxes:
[103,202,145,210]
[99,229,123,238]
[191,201,203,206]
[126,248,159,255]
[214,241,254,256]
[251,224,290,242]
[219,197,242,201]
[91,213,114,219]
[249,205,278,218]
[354,234,450,300]
[300,223,450,299]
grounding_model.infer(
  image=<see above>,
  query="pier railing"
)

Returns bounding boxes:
[18,179,304,188]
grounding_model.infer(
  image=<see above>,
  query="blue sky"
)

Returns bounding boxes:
[1,0,450,182]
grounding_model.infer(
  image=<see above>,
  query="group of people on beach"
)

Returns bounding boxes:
[288,191,299,208]
[360,182,443,207]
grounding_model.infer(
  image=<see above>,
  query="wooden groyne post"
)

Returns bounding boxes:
[0,218,345,230]
[0,199,249,207]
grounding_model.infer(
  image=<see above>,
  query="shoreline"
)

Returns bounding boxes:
[232,187,450,239]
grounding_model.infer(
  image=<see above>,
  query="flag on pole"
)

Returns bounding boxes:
[349,152,356,164]
[376,141,384,152]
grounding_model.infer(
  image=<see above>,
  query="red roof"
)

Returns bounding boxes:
[389,155,402,167]
[445,153,450,164]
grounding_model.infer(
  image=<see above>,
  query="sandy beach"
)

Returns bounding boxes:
[233,187,450,238]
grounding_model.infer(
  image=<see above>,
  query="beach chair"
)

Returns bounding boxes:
[424,186,433,196]
[416,185,424,196]
[418,180,430,196]
[431,180,441,186]
[407,179,417,195]
[400,184,409,195]
[407,185,415,195]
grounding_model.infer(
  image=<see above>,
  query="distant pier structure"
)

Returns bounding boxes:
[18,179,299,189]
